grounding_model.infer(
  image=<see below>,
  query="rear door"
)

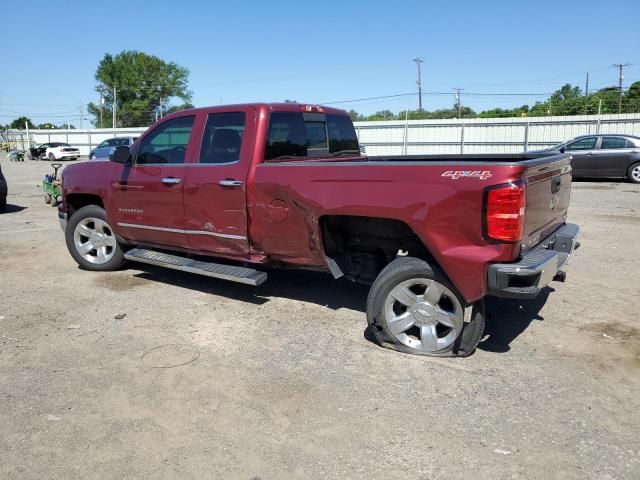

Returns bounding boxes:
[598,136,632,177]
[182,107,255,256]
[110,115,195,248]
[564,136,598,177]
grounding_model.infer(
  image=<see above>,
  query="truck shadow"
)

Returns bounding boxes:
[133,265,552,353]
[478,287,554,353]
[133,266,369,312]
[1,204,27,214]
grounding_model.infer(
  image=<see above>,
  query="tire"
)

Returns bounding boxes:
[628,162,640,184]
[48,153,55,161]
[0,197,6,213]
[44,193,52,204]
[366,256,485,357]
[65,205,126,271]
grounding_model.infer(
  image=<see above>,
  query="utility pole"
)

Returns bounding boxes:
[159,97,164,118]
[413,57,424,111]
[584,72,589,115]
[612,63,630,114]
[79,101,83,129]
[99,92,104,128]
[112,86,117,128]
[453,88,463,118]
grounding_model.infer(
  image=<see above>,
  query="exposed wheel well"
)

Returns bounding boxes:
[320,215,434,284]
[65,194,104,216]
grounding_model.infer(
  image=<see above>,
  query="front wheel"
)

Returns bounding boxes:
[366,256,485,357]
[65,205,126,271]
[48,153,55,161]
[628,162,640,184]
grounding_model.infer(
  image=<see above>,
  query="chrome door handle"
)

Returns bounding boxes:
[161,177,182,185]
[586,152,594,156]
[218,179,243,188]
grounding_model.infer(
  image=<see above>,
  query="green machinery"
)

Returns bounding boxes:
[43,163,62,206]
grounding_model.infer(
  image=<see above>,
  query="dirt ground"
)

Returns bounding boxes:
[1,154,639,480]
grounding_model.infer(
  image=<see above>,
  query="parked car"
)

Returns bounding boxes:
[529,134,640,183]
[58,103,579,358]
[0,163,7,212]
[89,137,138,160]
[29,142,80,161]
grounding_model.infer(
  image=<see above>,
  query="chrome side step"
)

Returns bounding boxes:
[124,248,267,286]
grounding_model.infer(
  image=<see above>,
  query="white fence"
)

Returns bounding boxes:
[355,113,640,155]
[4,113,640,157]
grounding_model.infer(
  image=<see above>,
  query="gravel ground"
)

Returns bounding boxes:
[1,154,639,480]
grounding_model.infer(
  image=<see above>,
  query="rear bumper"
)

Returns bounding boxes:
[487,223,579,299]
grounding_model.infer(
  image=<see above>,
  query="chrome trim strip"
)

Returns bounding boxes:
[118,222,184,233]
[184,229,246,240]
[117,222,247,240]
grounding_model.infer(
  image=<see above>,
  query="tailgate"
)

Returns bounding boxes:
[521,155,572,253]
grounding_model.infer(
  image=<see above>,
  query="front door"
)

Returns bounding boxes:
[183,108,254,257]
[564,136,598,177]
[111,115,196,248]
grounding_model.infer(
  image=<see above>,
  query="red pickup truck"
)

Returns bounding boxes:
[58,103,579,357]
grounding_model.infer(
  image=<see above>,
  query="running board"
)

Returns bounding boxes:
[124,248,267,286]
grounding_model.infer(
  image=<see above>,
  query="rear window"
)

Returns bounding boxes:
[265,112,359,161]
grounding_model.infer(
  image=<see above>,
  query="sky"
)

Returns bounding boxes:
[1,0,639,127]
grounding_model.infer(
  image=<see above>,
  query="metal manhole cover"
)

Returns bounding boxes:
[141,344,200,368]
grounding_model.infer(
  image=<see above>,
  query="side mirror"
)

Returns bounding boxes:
[110,145,131,164]
[559,147,566,153]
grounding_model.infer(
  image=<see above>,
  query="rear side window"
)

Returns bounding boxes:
[265,112,359,161]
[137,115,194,165]
[600,137,629,149]
[199,112,246,164]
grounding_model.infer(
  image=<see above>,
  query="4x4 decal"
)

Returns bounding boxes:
[441,170,493,180]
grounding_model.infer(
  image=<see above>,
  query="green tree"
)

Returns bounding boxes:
[623,81,640,113]
[348,109,364,121]
[366,110,396,121]
[37,123,58,129]
[87,50,192,128]
[10,117,35,129]
[165,103,195,115]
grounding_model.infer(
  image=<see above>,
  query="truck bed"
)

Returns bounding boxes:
[368,152,562,163]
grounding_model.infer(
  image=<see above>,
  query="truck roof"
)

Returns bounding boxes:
[165,102,349,117]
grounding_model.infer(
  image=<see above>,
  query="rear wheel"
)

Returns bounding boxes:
[366,256,485,357]
[628,162,640,184]
[65,205,126,271]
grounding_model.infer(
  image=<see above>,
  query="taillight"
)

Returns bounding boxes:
[485,182,526,242]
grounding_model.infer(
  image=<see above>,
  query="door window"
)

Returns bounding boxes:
[97,141,109,148]
[199,112,246,164]
[600,137,629,149]
[565,137,597,151]
[137,116,194,165]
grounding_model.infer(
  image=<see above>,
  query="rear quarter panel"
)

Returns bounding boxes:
[250,160,526,302]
